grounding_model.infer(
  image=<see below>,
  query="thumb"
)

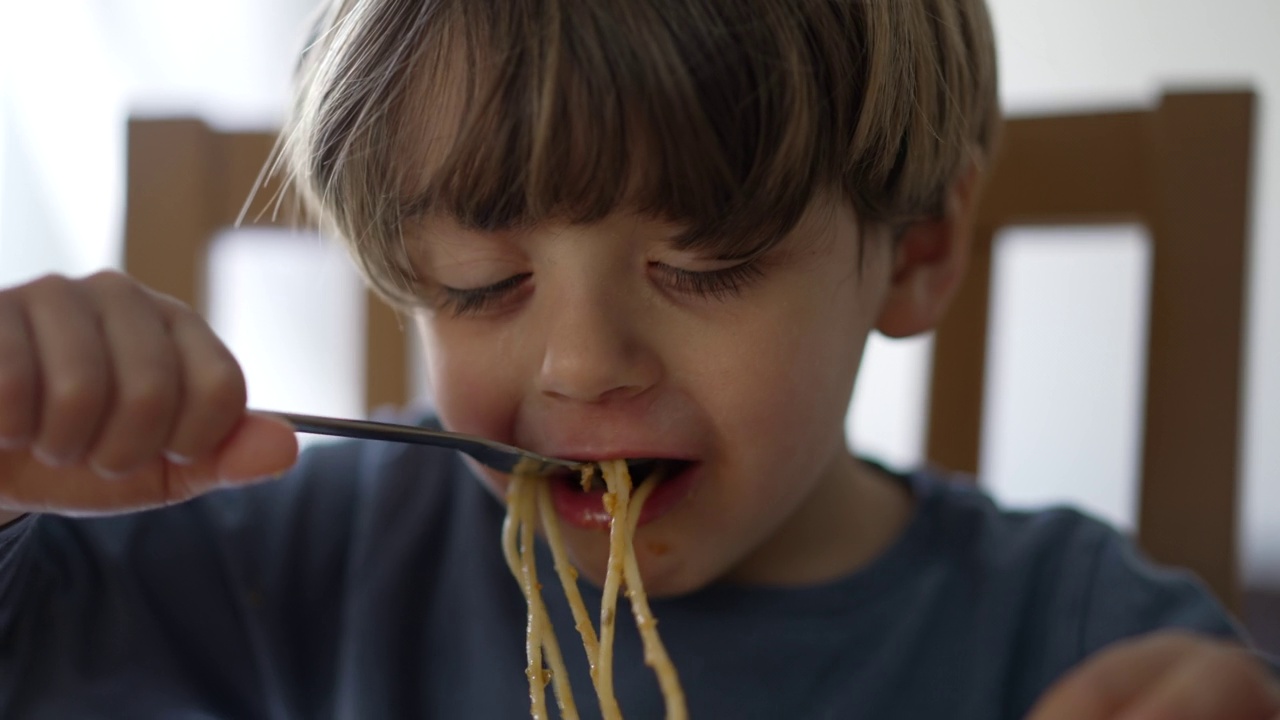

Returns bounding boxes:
[210,412,300,484]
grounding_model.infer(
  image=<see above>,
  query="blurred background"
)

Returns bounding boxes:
[1,0,1276,645]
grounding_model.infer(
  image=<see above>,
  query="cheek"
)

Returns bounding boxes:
[419,321,524,442]
[734,342,855,460]
[701,284,871,469]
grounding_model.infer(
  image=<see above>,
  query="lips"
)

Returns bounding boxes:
[548,460,699,530]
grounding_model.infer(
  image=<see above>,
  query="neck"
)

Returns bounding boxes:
[726,449,914,587]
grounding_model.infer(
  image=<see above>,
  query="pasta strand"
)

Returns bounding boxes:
[594,461,630,720]
[538,480,603,679]
[521,482,579,719]
[513,478,549,719]
[504,461,686,720]
[620,473,687,720]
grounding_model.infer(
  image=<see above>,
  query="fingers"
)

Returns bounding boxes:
[1121,643,1280,720]
[132,413,297,509]
[0,414,297,516]
[18,272,255,472]
[206,412,298,486]
[1028,632,1202,719]
[146,413,297,510]
[1028,632,1280,720]
[20,275,112,466]
[0,293,38,447]
[79,272,181,477]
[0,271,300,516]
[149,291,249,464]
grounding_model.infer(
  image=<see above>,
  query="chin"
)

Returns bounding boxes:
[561,531,713,600]
[632,570,712,600]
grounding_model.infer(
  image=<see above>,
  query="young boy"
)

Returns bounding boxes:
[1,0,1277,717]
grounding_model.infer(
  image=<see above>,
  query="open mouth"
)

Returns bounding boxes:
[551,459,693,492]
[547,458,700,530]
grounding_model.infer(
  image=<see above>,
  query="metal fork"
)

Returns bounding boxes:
[269,411,590,476]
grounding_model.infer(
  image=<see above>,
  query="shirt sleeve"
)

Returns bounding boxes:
[0,440,367,719]
[0,513,38,628]
[1078,530,1279,677]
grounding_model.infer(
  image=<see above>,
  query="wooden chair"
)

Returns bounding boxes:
[124,90,1255,611]
[928,91,1256,612]
[122,119,410,414]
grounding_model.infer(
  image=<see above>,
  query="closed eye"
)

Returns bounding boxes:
[437,273,532,316]
[651,260,765,301]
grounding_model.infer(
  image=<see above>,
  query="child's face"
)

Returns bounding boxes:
[410,195,896,595]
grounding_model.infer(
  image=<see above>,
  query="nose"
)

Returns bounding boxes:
[538,293,662,405]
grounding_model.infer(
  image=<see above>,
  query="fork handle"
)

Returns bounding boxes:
[266,411,571,475]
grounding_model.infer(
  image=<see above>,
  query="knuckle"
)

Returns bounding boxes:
[0,364,32,407]
[0,368,33,433]
[46,373,107,422]
[197,358,247,409]
[82,271,143,306]
[117,376,177,430]
[149,289,193,316]
[83,269,132,290]
[25,273,74,297]
[169,359,245,457]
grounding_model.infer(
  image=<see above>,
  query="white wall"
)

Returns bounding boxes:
[102,0,315,126]
[1,0,1277,585]
[0,0,126,286]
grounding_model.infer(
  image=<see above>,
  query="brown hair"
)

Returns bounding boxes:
[281,0,1000,306]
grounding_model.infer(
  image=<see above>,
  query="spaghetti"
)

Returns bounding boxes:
[504,460,687,720]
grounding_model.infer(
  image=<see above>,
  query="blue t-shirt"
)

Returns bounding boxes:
[0,420,1271,719]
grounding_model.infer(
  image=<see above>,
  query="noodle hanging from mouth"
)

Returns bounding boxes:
[503,460,687,720]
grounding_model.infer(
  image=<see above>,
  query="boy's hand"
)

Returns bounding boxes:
[0,272,298,517]
[1028,631,1280,720]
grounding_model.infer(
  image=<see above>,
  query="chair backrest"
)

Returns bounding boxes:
[928,91,1255,611]
[122,118,410,414]
[124,90,1255,609]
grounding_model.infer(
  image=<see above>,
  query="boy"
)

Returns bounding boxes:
[1,0,1277,717]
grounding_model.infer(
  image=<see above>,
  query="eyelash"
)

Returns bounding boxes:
[436,260,764,317]
[652,260,765,301]
[438,273,531,317]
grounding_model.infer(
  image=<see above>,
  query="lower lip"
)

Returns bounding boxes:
[548,463,699,531]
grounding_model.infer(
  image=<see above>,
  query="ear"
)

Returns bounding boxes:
[875,157,985,338]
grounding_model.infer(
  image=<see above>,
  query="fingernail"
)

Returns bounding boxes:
[90,463,128,481]
[32,446,72,468]
[164,451,195,466]
[0,435,29,451]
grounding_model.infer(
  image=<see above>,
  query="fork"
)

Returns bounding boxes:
[269,411,639,477]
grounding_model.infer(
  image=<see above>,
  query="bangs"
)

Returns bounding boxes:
[392,1,834,260]
[285,0,1000,305]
